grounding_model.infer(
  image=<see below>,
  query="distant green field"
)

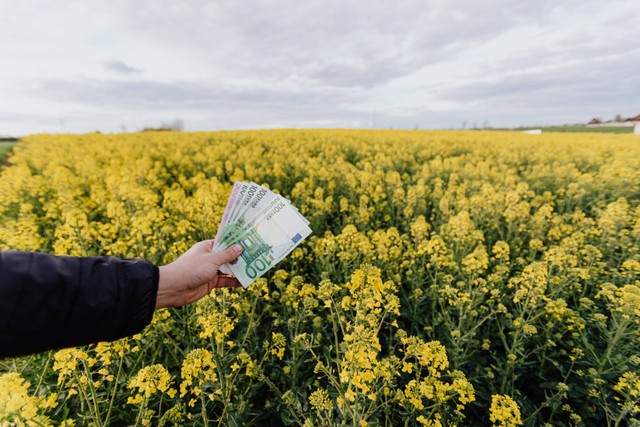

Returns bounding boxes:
[0,142,16,163]
[515,125,634,134]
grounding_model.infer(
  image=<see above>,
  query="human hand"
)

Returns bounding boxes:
[155,240,243,309]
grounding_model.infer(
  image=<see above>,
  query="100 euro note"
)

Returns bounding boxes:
[216,183,275,244]
[213,182,312,287]
[214,182,278,275]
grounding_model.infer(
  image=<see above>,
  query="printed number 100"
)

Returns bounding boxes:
[245,254,273,279]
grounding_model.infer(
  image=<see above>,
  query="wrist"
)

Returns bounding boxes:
[156,264,178,309]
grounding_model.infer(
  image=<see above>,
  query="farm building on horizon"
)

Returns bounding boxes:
[587,113,640,128]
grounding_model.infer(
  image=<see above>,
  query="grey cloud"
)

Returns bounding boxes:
[17,74,374,134]
[303,60,411,89]
[444,51,639,102]
[439,51,640,124]
[104,60,142,75]
[34,78,343,110]
[106,0,572,89]
[29,76,372,132]
[481,32,640,79]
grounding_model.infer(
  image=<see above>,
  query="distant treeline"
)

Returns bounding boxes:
[0,137,18,143]
[139,119,184,132]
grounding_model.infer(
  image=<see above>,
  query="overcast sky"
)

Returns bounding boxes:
[1,0,639,135]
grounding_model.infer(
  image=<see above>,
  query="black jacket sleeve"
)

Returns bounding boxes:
[0,251,159,359]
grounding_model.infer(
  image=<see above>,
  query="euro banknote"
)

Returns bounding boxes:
[213,182,312,287]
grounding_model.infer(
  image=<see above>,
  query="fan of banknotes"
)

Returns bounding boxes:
[213,182,312,288]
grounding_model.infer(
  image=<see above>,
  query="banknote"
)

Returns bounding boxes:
[214,181,243,243]
[216,183,279,246]
[213,182,311,287]
[230,181,309,227]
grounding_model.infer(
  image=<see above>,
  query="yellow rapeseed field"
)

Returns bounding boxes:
[1,129,639,426]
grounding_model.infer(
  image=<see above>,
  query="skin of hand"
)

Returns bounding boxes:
[156,240,243,309]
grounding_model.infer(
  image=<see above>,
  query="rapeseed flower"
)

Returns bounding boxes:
[489,394,522,427]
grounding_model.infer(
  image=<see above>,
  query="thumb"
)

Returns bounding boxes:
[213,244,243,266]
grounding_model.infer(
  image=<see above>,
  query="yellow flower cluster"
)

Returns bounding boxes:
[0,373,57,427]
[400,336,475,415]
[180,348,218,398]
[271,332,287,360]
[333,267,399,398]
[127,364,176,405]
[613,371,640,416]
[308,388,332,412]
[196,291,238,343]
[53,348,90,386]
[489,394,523,427]
[597,283,640,322]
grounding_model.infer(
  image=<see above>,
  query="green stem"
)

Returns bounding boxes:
[72,370,99,426]
[133,396,147,427]
[200,390,210,426]
[598,318,627,374]
[35,352,53,393]
[104,352,125,426]
[82,362,103,427]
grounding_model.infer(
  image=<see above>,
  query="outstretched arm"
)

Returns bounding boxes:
[0,241,243,359]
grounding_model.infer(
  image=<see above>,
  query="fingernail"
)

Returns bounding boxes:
[232,244,242,254]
